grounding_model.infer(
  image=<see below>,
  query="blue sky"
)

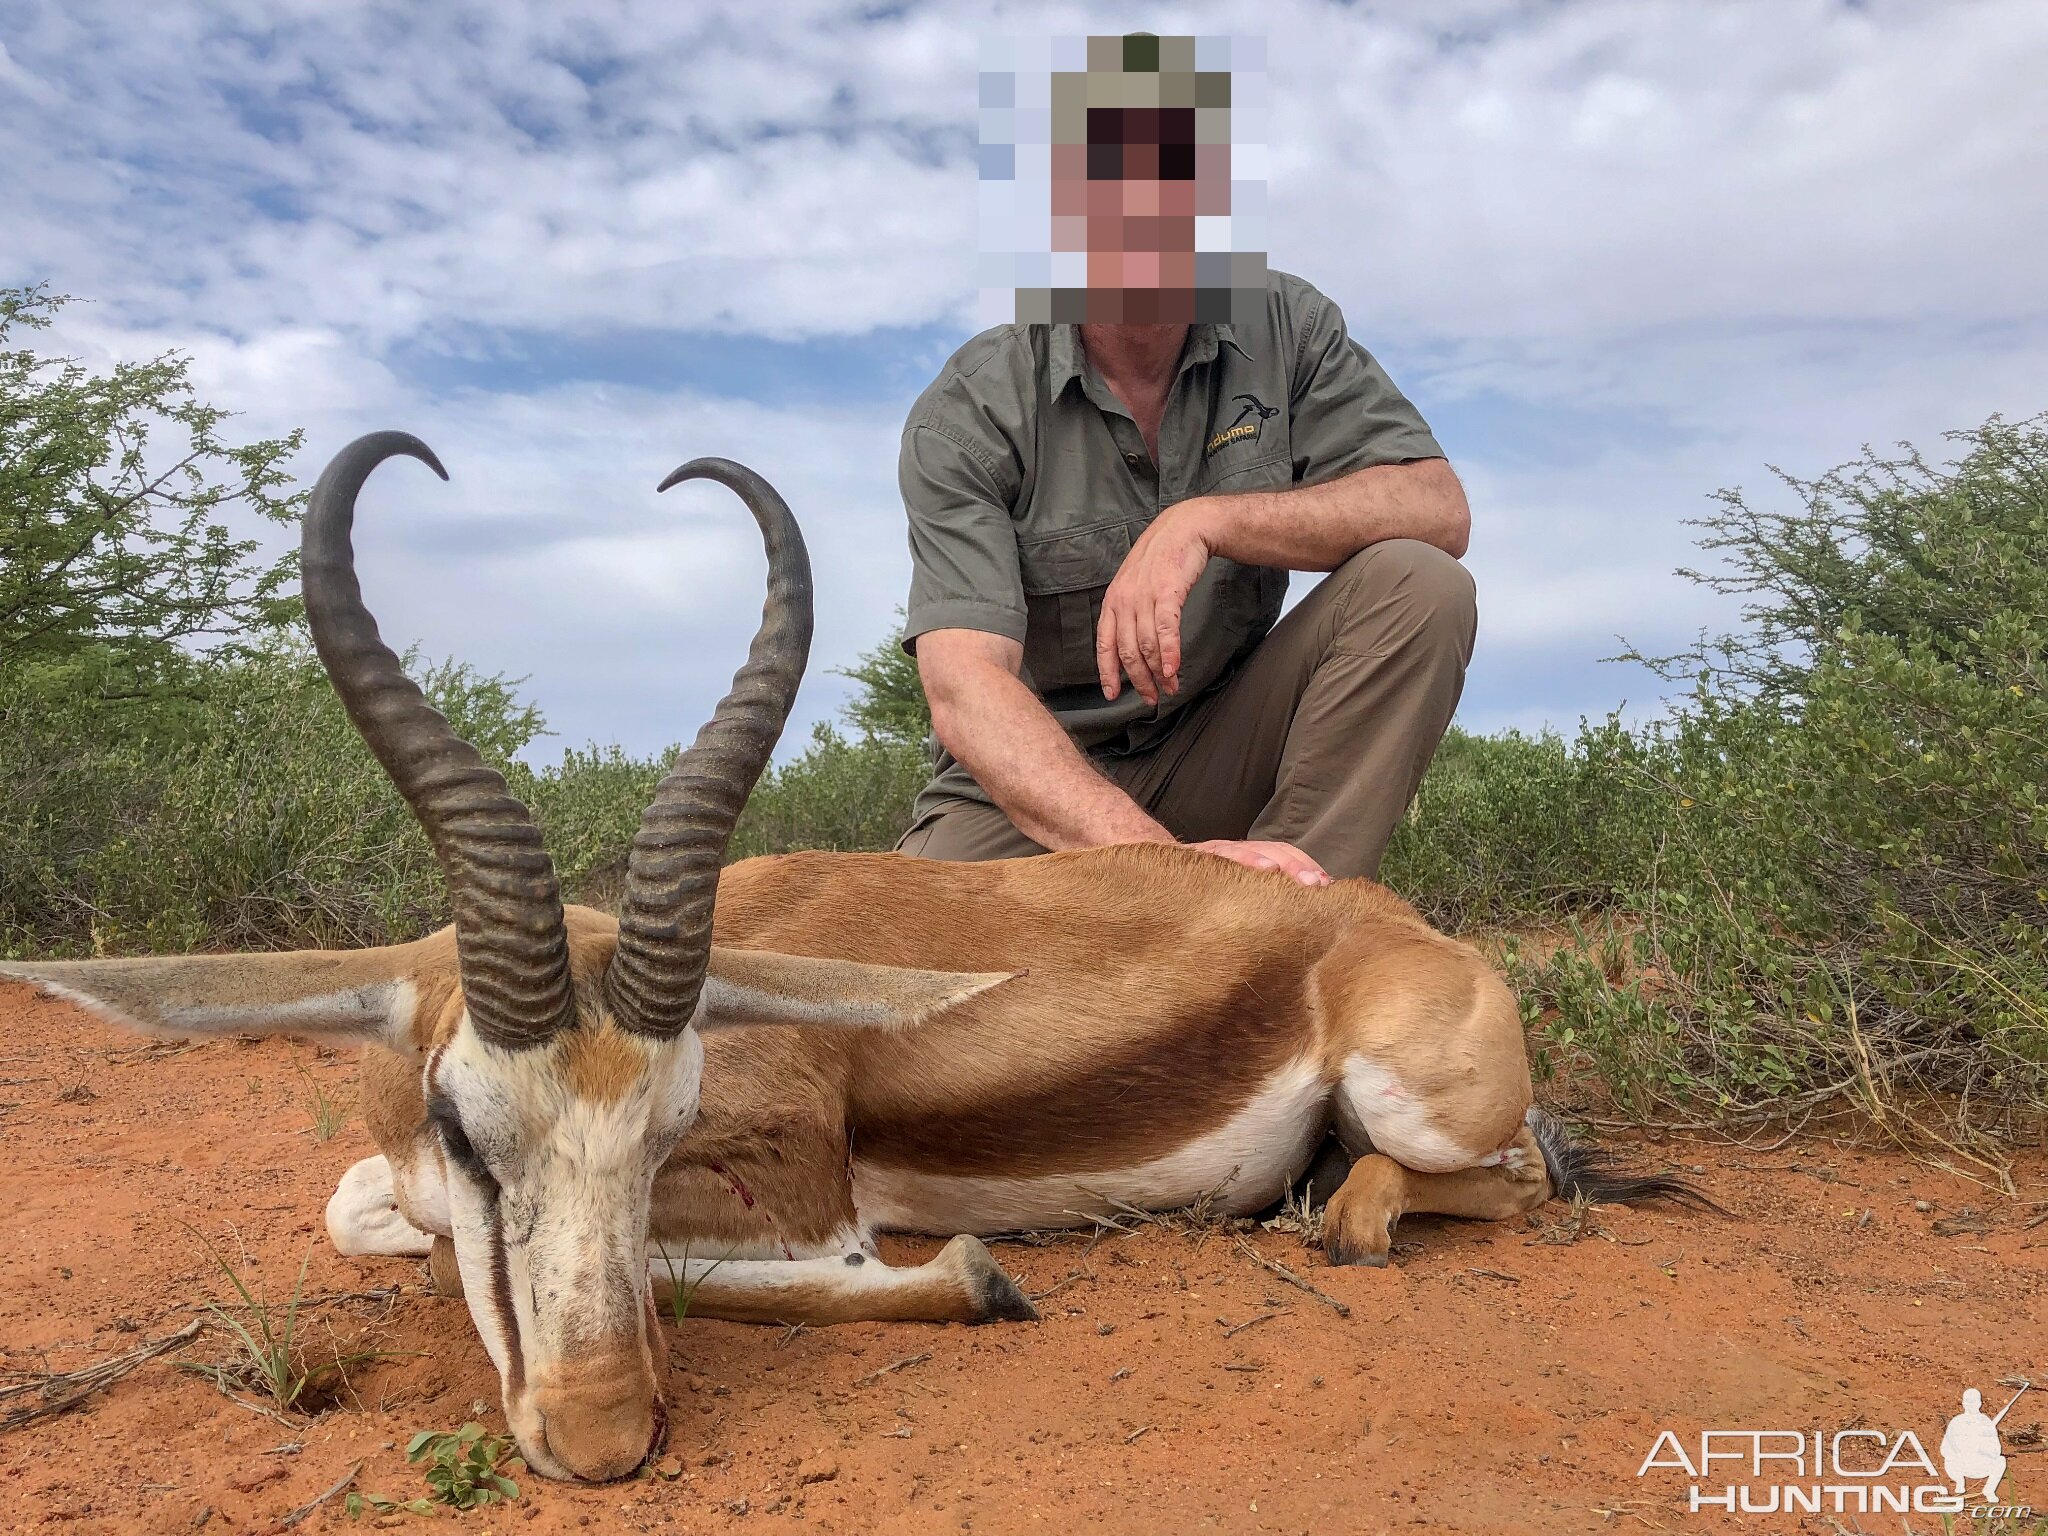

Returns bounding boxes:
[2,0,2043,762]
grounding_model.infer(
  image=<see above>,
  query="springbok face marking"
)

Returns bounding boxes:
[425,1013,705,1482]
[292,433,815,1480]
[4,436,1018,1481]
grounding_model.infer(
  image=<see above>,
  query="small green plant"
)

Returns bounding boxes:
[346,1423,524,1516]
[177,1228,404,1412]
[295,1057,351,1141]
[655,1240,736,1326]
[342,1489,435,1519]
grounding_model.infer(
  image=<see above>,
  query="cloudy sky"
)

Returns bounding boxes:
[3,0,2042,763]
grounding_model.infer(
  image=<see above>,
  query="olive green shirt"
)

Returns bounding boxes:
[899,267,1443,814]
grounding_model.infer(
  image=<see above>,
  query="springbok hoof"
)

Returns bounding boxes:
[942,1235,1039,1323]
[1325,1242,1390,1269]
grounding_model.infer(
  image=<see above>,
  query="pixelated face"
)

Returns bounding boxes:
[980,33,1268,327]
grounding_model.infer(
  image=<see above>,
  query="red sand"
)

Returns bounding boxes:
[2,982,2043,1535]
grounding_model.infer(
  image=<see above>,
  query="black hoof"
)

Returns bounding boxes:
[1323,1237,1390,1269]
[947,1235,1041,1323]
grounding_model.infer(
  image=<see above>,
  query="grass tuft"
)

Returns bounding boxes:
[176,1229,404,1415]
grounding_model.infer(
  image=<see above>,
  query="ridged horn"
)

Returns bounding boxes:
[302,431,575,1051]
[605,459,813,1038]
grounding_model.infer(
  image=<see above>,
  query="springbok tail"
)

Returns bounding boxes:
[1526,1107,1724,1212]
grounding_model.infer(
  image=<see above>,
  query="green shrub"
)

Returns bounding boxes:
[1381,720,1653,931]
[0,640,506,953]
[0,635,928,957]
[729,722,929,862]
[1403,415,2046,1125]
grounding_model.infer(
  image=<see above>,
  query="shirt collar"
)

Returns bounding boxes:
[1047,320,1253,398]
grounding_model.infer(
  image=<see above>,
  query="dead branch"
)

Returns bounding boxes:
[1230,1235,1350,1318]
[0,1318,202,1431]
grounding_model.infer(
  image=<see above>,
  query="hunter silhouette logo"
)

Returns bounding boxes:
[1206,393,1279,455]
[1636,1379,2034,1518]
[1942,1384,2026,1502]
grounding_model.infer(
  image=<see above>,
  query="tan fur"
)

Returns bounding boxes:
[1323,1126,1552,1267]
[563,1026,648,1107]
[7,842,1551,1320]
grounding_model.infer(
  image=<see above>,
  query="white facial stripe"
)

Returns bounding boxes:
[443,1167,519,1381]
[429,1020,702,1454]
[1335,1056,1484,1173]
[852,1055,1327,1235]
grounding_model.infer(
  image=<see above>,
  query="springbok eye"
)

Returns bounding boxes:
[427,1099,497,1192]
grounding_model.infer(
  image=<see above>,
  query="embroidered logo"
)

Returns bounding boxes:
[1206,393,1279,455]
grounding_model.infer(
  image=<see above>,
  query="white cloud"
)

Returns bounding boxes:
[3,0,2041,752]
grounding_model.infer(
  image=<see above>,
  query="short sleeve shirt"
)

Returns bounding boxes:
[900,268,1443,811]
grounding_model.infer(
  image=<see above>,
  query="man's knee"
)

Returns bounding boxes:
[1329,539,1477,654]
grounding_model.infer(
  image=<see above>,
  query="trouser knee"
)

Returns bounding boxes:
[1328,539,1477,657]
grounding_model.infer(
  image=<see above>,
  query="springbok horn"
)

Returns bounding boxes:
[605,459,813,1039]
[303,431,576,1051]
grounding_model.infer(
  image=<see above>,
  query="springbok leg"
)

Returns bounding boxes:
[1321,1124,1551,1267]
[646,1237,1038,1326]
[326,1154,436,1257]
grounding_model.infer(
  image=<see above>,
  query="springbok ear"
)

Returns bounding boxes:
[698,946,1017,1033]
[0,943,441,1052]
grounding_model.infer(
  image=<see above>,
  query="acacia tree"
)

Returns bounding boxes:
[0,285,305,700]
[835,611,933,748]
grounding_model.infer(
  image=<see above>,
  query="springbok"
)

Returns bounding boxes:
[3,433,1695,1484]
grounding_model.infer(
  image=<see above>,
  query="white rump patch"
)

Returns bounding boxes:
[852,1055,1328,1235]
[1333,1056,1482,1173]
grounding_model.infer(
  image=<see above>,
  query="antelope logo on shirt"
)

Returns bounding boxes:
[1207,393,1279,455]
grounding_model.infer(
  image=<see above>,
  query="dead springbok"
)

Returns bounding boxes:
[2,433,1695,1484]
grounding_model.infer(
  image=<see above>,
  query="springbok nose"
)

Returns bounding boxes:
[534,1377,663,1483]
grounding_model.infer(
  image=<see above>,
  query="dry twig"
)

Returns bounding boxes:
[0,1319,202,1431]
[264,1459,362,1532]
[854,1351,932,1387]
[1230,1235,1350,1318]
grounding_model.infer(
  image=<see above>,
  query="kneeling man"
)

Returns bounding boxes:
[894,266,1474,885]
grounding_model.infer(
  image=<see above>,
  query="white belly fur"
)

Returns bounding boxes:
[852,1055,1329,1236]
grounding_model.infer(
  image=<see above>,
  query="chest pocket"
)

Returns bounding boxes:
[1193,431,1290,497]
[1017,518,1132,690]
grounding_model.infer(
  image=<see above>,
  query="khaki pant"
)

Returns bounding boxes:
[895,538,1477,880]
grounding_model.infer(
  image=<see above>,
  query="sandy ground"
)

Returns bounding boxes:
[2,981,2044,1536]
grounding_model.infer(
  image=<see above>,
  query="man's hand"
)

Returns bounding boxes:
[1095,500,1216,705]
[1189,838,1331,887]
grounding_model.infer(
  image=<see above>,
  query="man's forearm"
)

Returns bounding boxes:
[926,659,1170,851]
[1184,456,1469,571]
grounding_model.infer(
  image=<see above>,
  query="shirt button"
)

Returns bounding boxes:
[1124,451,1142,465]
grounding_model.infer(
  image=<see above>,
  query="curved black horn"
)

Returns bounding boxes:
[302,431,575,1050]
[604,459,813,1039]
